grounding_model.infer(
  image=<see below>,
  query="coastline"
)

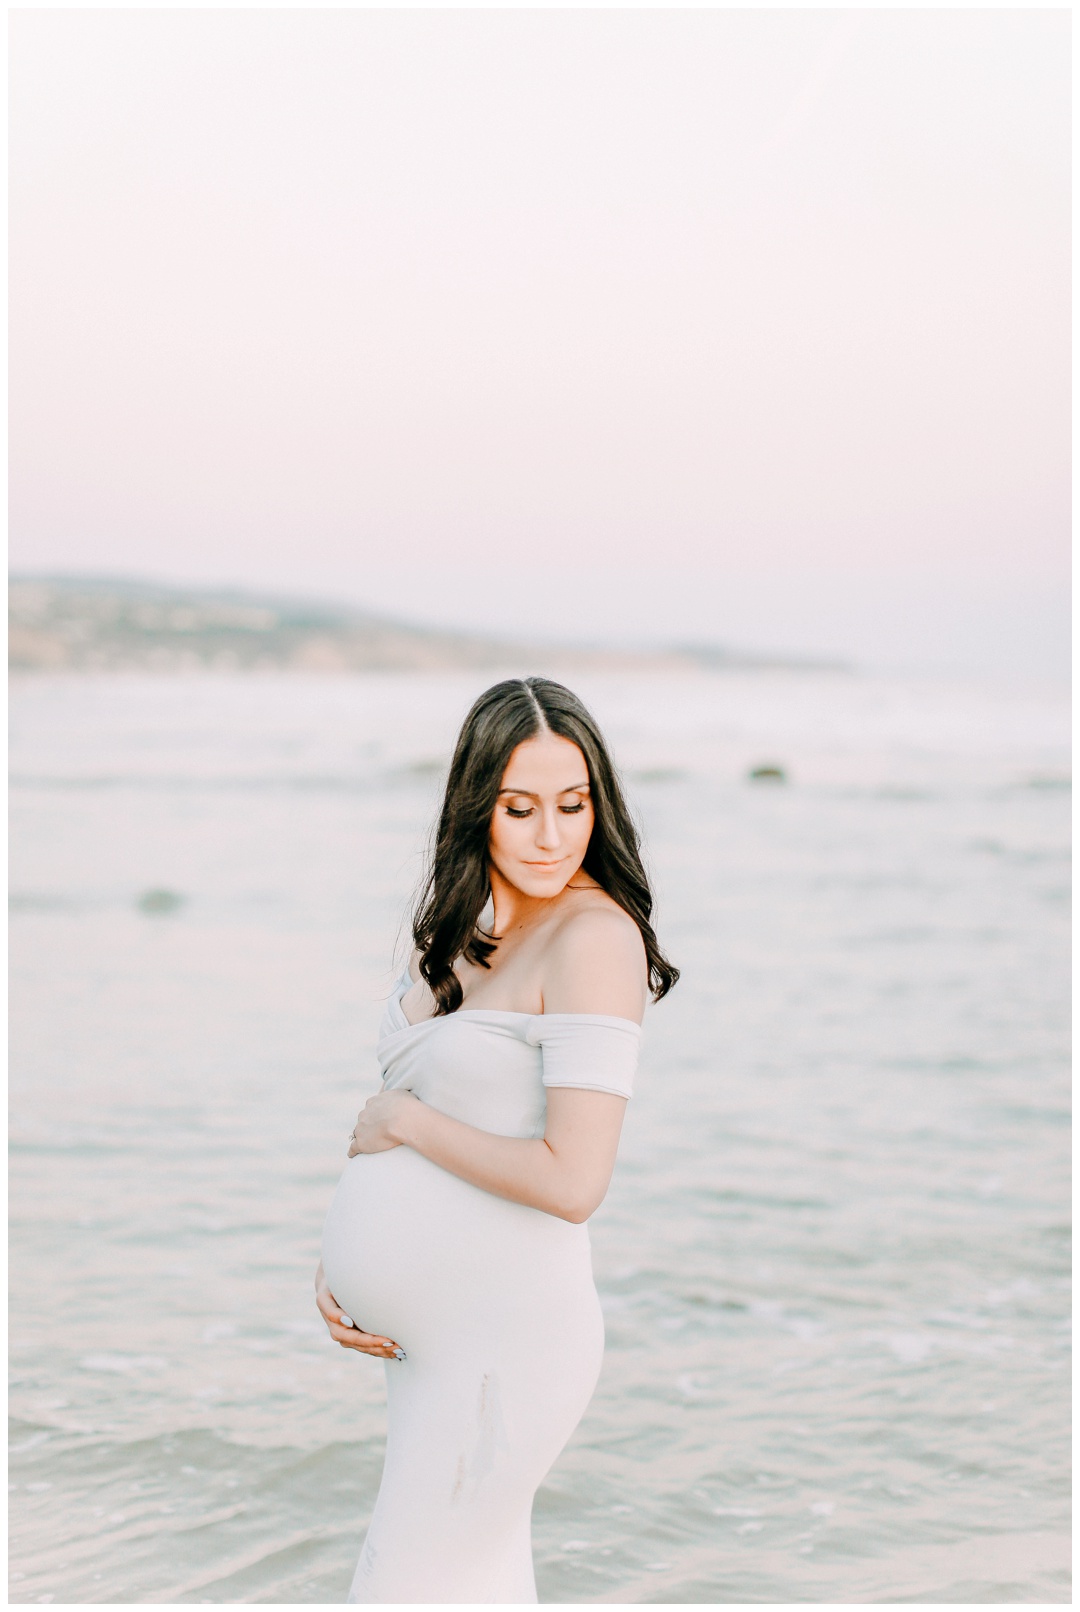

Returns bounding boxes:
[9,575,849,678]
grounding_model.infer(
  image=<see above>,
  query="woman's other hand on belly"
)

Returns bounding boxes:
[314,1260,406,1361]
[347,1090,421,1157]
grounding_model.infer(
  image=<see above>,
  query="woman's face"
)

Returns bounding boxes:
[488,731,595,900]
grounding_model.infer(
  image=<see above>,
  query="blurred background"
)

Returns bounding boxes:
[9,7,1070,1604]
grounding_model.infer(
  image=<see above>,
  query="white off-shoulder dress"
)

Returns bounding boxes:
[320,965,641,1604]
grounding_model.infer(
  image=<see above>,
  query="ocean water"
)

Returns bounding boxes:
[9,668,1070,1605]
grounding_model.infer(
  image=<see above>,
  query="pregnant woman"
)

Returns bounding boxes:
[317,676,678,1603]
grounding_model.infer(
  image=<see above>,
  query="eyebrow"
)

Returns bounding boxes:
[497,781,590,798]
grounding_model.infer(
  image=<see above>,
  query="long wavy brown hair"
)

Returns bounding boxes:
[412,676,679,1016]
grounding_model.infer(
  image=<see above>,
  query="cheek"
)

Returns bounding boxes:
[488,813,524,859]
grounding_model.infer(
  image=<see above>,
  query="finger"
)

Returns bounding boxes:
[338,1325,396,1349]
[327,1322,403,1356]
[323,1308,394,1348]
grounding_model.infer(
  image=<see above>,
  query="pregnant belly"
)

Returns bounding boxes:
[321,1147,596,1356]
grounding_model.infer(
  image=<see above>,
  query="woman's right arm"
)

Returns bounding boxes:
[314,1260,404,1359]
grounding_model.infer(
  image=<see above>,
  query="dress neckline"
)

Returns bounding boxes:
[388,966,642,1034]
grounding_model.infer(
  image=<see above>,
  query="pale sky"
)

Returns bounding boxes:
[9,7,1071,683]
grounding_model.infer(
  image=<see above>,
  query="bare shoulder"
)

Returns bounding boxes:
[542,894,648,1021]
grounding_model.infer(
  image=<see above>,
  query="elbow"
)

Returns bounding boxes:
[555,1191,604,1225]
[544,1157,614,1223]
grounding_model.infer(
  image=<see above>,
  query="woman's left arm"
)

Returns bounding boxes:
[348,907,643,1222]
[348,1086,626,1224]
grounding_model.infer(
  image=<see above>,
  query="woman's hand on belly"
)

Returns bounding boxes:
[315,1260,405,1360]
[347,1090,421,1157]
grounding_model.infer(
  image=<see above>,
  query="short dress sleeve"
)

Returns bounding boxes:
[525,1015,641,1100]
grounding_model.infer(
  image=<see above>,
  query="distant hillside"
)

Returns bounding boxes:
[9,576,847,675]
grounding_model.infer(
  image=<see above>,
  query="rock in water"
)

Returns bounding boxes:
[137,889,184,915]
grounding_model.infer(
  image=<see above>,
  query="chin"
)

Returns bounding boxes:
[514,868,574,898]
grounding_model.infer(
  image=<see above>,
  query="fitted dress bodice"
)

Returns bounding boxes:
[377,966,640,1138]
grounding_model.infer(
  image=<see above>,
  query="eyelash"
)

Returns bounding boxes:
[505,803,587,819]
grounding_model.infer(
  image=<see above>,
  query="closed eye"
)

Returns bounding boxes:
[503,802,588,819]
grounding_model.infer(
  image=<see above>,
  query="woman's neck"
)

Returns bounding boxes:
[487,866,596,940]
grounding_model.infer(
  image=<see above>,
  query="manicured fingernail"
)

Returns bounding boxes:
[393,1348,407,1361]
[339,1315,354,1328]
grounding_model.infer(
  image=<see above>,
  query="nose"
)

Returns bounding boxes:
[534,805,562,851]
